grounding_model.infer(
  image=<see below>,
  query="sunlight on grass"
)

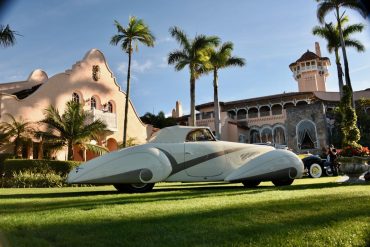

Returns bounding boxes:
[0,177,369,247]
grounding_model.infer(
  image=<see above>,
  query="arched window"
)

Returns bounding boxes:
[250,129,260,144]
[72,92,80,103]
[107,102,113,113]
[297,120,318,150]
[259,106,270,117]
[260,127,272,143]
[237,109,247,120]
[248,108,258,118]
[90,97,97,110]
[228,111,236,120]
[273,126,286,145]
[271,104,282,115]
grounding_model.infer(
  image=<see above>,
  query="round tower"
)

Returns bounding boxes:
[289,42,330,92]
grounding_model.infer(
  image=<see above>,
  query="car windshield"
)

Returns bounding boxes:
[185,128,216,142]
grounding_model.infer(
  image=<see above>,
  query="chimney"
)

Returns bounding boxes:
[315,42,321,57]
[176,101,183,117]
[172,101,183,118]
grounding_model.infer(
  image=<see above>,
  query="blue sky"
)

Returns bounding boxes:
[1,0,369,116]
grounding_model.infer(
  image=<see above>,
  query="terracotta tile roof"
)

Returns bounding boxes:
[289,50,330,67]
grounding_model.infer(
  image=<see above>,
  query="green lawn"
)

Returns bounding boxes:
[0,177,369,247]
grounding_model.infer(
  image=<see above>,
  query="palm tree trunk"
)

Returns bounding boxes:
[190,74,196,127]
[123,46,132,147]
[213,69,221,139]
[334,49,344,98]
[67,141,74,161]
[336,7,355,107]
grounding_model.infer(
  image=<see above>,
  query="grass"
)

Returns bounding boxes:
[0,177,369,247]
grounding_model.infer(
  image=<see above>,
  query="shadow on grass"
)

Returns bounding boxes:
[3,192,370,247]
[0,180,346,200]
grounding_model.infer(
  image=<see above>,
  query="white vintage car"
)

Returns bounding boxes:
[67,126,304,193]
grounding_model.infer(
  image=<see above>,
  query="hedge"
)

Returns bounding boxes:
[0,153,14,174]
[3,159,81,177]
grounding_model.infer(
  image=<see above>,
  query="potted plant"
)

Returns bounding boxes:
[337,86,370,182]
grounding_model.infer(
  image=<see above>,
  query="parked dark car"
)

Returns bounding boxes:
[299,154,335,178]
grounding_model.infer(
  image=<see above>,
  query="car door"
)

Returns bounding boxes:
[184,128,226,177]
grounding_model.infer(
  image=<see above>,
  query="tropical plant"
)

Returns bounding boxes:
[316,0,367,93]
[110,16,155,147]
[0,113,34,157]
[38,100,108,160]
[0,24,18,48]
[168,27,220,126]
[356,98,370,147]
[338,85,361,152]
[140,111,177,129]
[206,42,245,139]
[312,16,365,96]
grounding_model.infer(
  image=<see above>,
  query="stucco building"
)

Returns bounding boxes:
[0,49,152,160]
[173,43,370,154]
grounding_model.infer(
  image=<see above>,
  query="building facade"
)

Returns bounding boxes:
[0,49,152,160]
[173,43,370,154]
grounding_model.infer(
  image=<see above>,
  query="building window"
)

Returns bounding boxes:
[202,111,213,119]
[248,108,258,118]
[91,97,97,110]
[297,120,318,150]
[250,129,260,144]
[239,134,247,143]
[237,109,247,120]
[260,128,272,143]
[72,92,80,103]
[260,106,270,117]
[107,102,113,113]
[273,126,286,145]
[271,105,282,115]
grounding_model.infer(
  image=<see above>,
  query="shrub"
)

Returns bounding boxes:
[0,153,14,174]
[0,170,66,188]
[3,159,80,177]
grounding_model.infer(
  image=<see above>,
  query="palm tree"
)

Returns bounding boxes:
[110,16,155,147]
[207,42,245,139]
[316,0,367,92]
[0,24,18,48]
[168,27,220,126]
[313,16,365,96]
[38,100,108,160]
[0,113,34,157]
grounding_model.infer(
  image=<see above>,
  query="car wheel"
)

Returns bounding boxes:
[272,178,294,186]
[242,180,261,188]
[114,183,155,193]
[308,163,322,178]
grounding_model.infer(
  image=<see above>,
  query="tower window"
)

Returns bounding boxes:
[91,97,97,110]
[72,93,79,103]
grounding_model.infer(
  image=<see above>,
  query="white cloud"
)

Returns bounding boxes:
[117,60,153,75]
[157,36,173,44]
[132,60,153,73]
[351,64,370,74]
[158,57,169,68]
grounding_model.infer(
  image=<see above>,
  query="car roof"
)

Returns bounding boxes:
[149,125,210,143]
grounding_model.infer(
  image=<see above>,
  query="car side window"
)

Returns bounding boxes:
[186,129,216,142]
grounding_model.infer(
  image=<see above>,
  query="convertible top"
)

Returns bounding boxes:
[149,126,207,143]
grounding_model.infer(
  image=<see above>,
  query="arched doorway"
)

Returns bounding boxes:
[296,120,318,150]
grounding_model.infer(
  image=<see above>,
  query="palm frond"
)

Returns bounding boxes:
[317,1,335,23]
[169,26,191,51]
[344,39,365,52]
[0,24,18,47]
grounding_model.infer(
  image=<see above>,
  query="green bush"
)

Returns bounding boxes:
[3,159,80,177]
[0,171,66,188]
[0,153,14,174]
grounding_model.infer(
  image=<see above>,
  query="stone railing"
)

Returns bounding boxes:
[87,109,118,132]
